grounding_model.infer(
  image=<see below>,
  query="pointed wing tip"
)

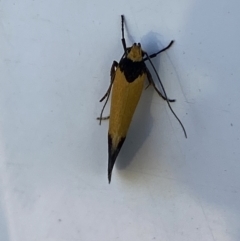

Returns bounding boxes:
[107,134,126,184]
[108,173,112,184]
[108,167,113,184]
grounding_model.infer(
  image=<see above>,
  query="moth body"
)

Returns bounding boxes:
[98,15,186,183]
[108,44,146,182]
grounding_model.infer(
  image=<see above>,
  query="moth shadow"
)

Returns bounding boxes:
[116,31,167,170]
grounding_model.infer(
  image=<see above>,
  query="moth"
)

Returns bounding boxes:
[98,15,187,183]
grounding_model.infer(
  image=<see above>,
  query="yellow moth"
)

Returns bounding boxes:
[98,15,187,183]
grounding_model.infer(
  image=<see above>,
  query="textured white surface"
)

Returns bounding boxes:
[0,0,240,240]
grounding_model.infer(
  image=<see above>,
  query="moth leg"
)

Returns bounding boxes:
[98,61,118,125]
[99,61,118,102]
[146,68,175,102]
[145,78,152,90]
[96,115,110,121]
[143,40,174,61]
[110,61,118,84]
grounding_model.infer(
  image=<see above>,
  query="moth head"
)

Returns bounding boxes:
[127,43,143,62]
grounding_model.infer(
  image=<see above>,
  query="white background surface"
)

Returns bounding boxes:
[0,0,240,240]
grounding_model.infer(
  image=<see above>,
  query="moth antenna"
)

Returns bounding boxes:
[121,15,127,53]
[145,53,187,138]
